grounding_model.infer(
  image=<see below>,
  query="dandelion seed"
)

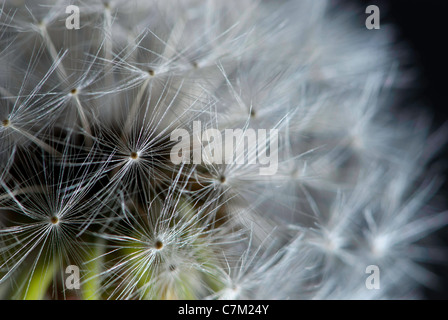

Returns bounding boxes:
[50,216,59,225]
[154,239,164,250]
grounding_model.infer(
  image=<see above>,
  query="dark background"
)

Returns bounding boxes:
[346,0,448,299]
[349,0,448,125]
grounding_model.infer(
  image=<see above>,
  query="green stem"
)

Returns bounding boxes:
[18,257,59,300]
[82,239,104,300]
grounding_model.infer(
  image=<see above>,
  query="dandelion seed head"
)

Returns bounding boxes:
[37,20,46,30]
[0,0,446,301]
[129,151,139,161]
[50,216,59,225]
[218,175,226,185]
[371,234,390,258]
[250,109,256,119]
[154,239,164,251]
